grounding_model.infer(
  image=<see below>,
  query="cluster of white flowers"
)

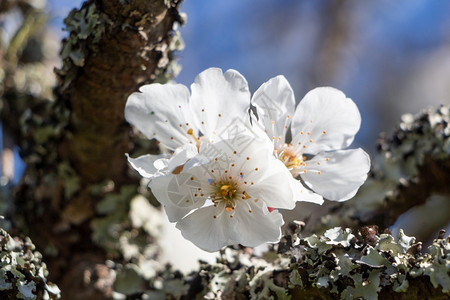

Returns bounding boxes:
[125,68,370,252]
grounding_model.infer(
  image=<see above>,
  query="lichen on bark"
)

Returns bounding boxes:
[118,226,448,299]
[1,0,185,298]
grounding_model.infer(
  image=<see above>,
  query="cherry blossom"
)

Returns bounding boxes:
[149,133,296,252]
[125,67,255,179]
[253,76,370,202]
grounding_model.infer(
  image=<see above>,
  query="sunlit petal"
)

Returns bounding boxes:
[252,75,295,148]
[125,83,199,150]
[291,87,361,154]
[300,148,370,201]
[190,68,251,136]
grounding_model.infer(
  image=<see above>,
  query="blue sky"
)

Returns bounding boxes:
[44,0,450,151]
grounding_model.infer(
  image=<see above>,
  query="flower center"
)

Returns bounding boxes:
[275,143,327,177]
[220,184,236,200]
[213,180,239,212]
[210,177,252,216]
[275,145,306,176]
[281,152,302,169]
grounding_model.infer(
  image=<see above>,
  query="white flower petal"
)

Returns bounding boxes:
[149,175,194,222]
[247,158,296,210]
[126,153,170,178]
[150,168,209,222]
[176,204,240,252]
[125,83,198,150]
[196,129,274,176]
[300,148,370,201]
[166,144,198,173]
[190,68,251,136]
[289,178,324,205]
[252,75,295,148]
[291,87,361,154]
[232,199,284,247]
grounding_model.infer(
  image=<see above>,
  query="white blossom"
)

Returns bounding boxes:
[125,67,255,179]
[149,133,296,252]
[253,76,370,202]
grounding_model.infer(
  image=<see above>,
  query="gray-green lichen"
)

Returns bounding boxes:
[57,2,107,89]
[105,226,448,299]
[0,228,61,299]
[90,189,166,298]
[291,227,449,299]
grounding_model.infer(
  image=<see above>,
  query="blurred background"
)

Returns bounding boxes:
[3,0,450,183]
[50,0,450,148]
[1,0,450,271]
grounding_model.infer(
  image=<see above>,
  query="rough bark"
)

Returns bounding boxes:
[1,0,184,298]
